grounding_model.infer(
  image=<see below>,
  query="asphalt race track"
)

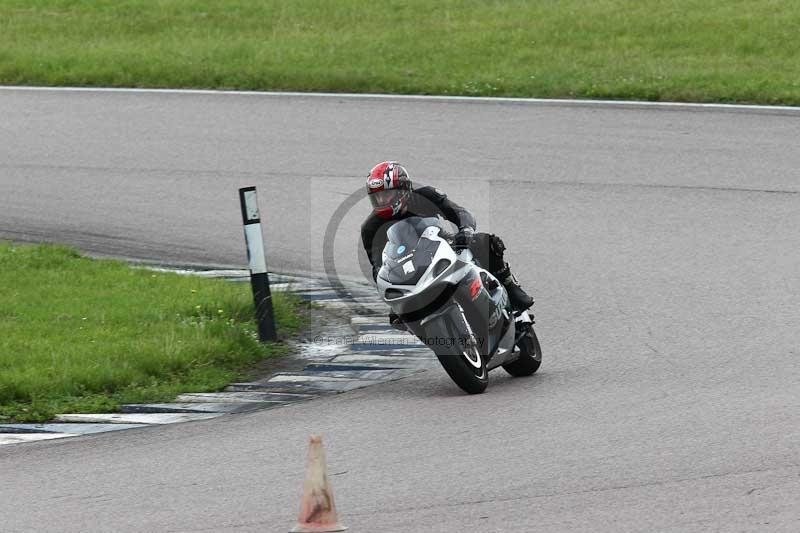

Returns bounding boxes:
[1,88,799,532]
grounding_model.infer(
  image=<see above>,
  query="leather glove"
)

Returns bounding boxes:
[453,227,475,249]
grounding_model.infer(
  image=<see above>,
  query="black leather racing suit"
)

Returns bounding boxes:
[361,186,508,283]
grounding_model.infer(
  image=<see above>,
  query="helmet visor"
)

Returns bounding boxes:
[369,189,401,209]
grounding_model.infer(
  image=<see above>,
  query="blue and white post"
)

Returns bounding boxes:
[239,186,277,342]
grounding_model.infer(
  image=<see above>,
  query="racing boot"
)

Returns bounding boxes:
[496,263,534,311]
[389,311,408,331]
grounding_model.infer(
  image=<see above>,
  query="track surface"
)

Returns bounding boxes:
[1,89,799,532]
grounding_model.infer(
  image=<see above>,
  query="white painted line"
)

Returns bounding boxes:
[333,354,431,363]
[55,412,222,424]
[268,374,365,383]
[0,432,78,445]
[0,423,148,435]
[182,269,250,278]
[351,316,389,324]
[122,402,261,413]
[176,392,309,403]
[143,267,251,278]
[1,85,798,114]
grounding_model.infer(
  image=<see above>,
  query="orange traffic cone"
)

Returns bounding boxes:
[290,435,347,533]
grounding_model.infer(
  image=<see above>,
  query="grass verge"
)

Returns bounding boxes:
[0,0,799,104]
[0,242,302,423]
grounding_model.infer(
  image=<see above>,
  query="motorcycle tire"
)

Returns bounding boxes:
[502,325,542,377]
[435,336,488,394]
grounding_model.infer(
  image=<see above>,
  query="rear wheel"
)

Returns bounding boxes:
[435,335,488,394]
[502,325,542,377]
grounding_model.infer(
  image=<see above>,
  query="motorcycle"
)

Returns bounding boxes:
[375,216,542,394]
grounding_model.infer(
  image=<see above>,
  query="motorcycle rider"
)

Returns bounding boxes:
[361,161,534,325]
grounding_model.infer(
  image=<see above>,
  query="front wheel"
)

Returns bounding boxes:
[435,335,488,394]
[502,325,542,377]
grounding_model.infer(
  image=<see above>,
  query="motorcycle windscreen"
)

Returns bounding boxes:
[379,220,441,285]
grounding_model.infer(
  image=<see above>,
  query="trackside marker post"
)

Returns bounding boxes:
[239,186,277,342]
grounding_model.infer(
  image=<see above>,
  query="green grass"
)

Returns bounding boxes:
[0,242,302,423]
[0,0,799,104]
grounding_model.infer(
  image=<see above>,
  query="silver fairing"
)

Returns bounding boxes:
[377,225,468,314]
[376,224,520,366]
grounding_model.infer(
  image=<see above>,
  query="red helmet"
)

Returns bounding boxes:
[366,161,412,219]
